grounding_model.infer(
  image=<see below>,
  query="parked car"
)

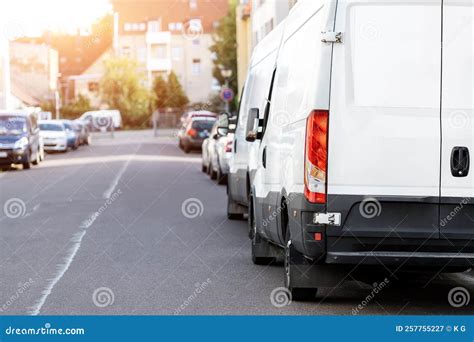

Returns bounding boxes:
[79,110,122,131]
[74,120,91,145]
[0,110,43,169]
[39,120,68,152]
[180,111,217,127]
[61,120,79,150]
[240,0,474,301]
[213,133,234,185]
[178,117,216,153]
[226,20,285,220]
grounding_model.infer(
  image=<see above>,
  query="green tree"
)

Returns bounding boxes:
[40,94,95,120]
[209,0,238,110]
[100,57,152,128]
[152,75,169,109]
[166,71,189,109]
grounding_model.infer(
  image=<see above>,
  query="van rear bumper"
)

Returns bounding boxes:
[326,237,474,268]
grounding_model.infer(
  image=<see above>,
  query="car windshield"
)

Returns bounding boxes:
[0,116,27,135]
[39,123,64,131]
[192,120,215,131]
[63,122,73,130]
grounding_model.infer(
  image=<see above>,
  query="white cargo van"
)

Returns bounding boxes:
[226,20,286,220]
[247,0,474,300]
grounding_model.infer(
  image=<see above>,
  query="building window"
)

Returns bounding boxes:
[189,0,197,10]
[192,39,200,46]
[192,58,201,76]
[150,44,168,59]
[148,20,161,33]
[172,47,182,60]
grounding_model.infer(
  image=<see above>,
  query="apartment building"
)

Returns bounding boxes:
[0,35,11,109]
[111,0,228,103]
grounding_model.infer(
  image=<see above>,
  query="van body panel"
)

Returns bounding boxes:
[439,0,474,239]
[327,0,442,239]
[254,0,336,243]
[228,23,284,206]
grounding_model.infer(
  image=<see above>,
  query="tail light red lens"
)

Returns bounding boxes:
[187,128,198,138]
[304,110,329,204]
[225,140,232,152]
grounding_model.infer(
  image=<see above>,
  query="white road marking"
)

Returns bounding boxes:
[28,230,86,316]
[29,156,132,315]
[103,158,131,199]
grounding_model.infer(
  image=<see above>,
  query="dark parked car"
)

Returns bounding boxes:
[178,117,216,153]
[0,111,43,169]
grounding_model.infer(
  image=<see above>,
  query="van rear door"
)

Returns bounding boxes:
[327,0,442,239]
[439,0,474,240]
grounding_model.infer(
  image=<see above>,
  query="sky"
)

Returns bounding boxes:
[0,0,111,37]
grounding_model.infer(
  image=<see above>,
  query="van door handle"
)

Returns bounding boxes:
[262,147,266,168]
[451,146,470,177]
[234,139,237,153]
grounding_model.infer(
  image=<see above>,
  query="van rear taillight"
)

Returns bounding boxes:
[304,110,328,204]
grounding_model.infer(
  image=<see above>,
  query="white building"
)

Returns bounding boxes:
[251,0,297,47]
[0,30,12,109]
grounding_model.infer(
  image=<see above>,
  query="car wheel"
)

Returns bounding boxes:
[217,167,227,185]
[250,199,279,265]
[39,147,45,162]
[202,162,207,173]
[32,149,39,165]
[284,228,318,301]
[22,151,32,170]
[227,192,245,220]
[210,166,217,180]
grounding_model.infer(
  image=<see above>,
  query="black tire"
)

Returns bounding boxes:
[227,193,245,220]
[210,165,217,180]
[217,167,227,185]
[22,151,31,170]
[184,145,190,153]
[32,150,39,165]
[201,163,207,173]
[284,225,318,301]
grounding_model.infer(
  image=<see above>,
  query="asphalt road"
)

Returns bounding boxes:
[0,130,473,315]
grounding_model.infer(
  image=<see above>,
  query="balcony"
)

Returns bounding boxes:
[146,31,171,45]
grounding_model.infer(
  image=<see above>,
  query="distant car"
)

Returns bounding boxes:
[180,111,217,127]
[178,117,216,153]
[74,120,91,145]
[0,110,42,169]
[79,110,122,131]
[61,120,79,150]
[38,111,53,120]
[39,120,68,152]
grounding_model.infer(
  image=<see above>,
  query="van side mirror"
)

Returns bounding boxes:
[217,113,229,136]
[245,108,262,142]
